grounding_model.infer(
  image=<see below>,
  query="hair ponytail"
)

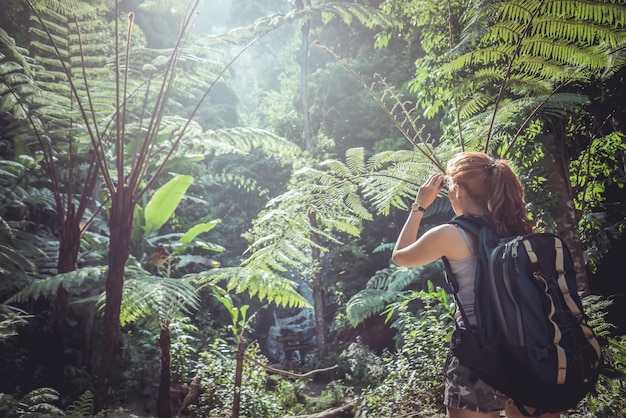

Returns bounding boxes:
[488,159,534,236]
[446,152,533,237]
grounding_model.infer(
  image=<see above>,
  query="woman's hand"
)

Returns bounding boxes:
[415,174,446,209]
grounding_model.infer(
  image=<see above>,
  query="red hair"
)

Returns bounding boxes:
[446,152,534,237]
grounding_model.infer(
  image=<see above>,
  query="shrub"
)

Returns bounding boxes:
[354,286,453,417]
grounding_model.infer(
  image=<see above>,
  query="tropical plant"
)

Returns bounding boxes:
[12,0,305,408]
[194,340,283,418]
[354,284,454,417]
[120,267,201,418]
[380,0,626,293]
[0,304,31,342]
[212,293,255,418]
[346,261,445,326]
[0,387,64,418]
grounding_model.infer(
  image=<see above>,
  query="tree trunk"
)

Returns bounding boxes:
[51,205,81,390]
[296,0,313,151]
[545,133,590,294]
[95,187,134,412]
[54,208,82,329]
[179,371,202,414]
[232,340,246,418]
[158,325,172,418]
[309,213,326,356]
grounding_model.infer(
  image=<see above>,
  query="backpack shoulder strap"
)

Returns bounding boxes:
[443,215,490,329]
[448,214,488,237]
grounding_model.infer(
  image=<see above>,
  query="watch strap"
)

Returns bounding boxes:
[411,202,426,213]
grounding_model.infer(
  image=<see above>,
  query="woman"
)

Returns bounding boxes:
[392,152,560,418]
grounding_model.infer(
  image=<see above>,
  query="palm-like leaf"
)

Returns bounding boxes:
[118,272,200,326]
[6,267,104,304]
[441,0,626,150]
[346,262,444,326]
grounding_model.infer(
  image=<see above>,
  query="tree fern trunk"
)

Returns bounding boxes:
[95,187,134,411]
[232,340,245,418]
[51,206,81,393]
[158,325,172,418]
[54,205,81,338]
[545,133,590,294]
[309,213,326,356]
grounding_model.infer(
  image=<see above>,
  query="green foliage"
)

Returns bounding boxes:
[567,295,626,417]
[570,131,626,271]
[241,145,455,309]
[64,391,104,418]
[141,175,194,237]
[0,387,64,417]
[193,340,282,418]
[0,217,38,288]
[346,262,445,326]
[0,304,31,342]
[6,267,104,304]
[272,379,347,417]
[340,338,388,388]
[118,267,200,327]
[0,387,102,418]
[169,316,200,381]
[354,287,453,417]
[190,267,310,309]
[398,0,626,153]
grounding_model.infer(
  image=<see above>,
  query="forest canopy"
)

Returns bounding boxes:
[0,0,625,417]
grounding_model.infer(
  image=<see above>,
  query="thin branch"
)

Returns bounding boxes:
[132,1,207,195]
[486,0,546,152]
[503,81,567,157]
[316,42,445,173]
[244,354,338,380]
[140,24,282,201]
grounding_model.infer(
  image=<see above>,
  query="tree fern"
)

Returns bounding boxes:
[241,142,457,311]
[346,262,445,326]
[187,267,310,309]
[441,0,626,150]
[6,267,104,304]
[64,390,104,418]
[117,271,200,326]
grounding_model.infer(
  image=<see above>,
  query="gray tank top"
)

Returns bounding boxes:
[447,227,477,326]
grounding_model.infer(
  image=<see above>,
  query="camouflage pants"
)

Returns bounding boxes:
[444,353,511,414]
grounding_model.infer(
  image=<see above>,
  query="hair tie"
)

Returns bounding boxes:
[486,162,496,173]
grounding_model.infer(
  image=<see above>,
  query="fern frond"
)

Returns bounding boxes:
[64,390,97,418]
[360,145,458,215]
[346,262,445,326]
[9,387,64,416]
[0,304,32,342]
[188,264,310,309]
[193,127,302,159]
[237,270,310,308]
[315,2,397,31]
[6,267,104,303]
[345,288,394,326]
[440,0,626,148]
[118,274,200,326]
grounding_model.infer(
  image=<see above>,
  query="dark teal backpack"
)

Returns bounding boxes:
[443,215,603,417]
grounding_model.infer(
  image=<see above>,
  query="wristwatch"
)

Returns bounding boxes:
[411,202,426,213]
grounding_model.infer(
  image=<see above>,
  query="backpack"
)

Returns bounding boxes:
[443,215,603,417]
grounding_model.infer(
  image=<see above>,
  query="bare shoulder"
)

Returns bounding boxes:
[393,223,469,268]
[425,223,472,261]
